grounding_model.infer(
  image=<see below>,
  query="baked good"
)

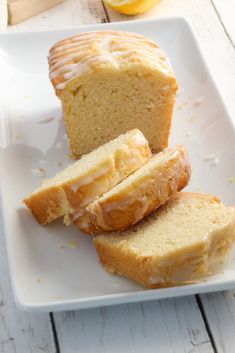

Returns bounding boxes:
[74,144,191,234]
[94,192,235,288]
[24,129,151,225]
[48,30,178,158]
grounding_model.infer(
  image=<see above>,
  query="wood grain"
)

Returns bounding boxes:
[54,297,214,353]
[212,0,235,46]
[7,0,107,32]
[200,291,235,353]
[0,210,56,353]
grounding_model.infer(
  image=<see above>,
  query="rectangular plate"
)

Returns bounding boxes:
[0,18,235,312]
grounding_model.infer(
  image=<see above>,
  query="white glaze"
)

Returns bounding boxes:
[49,31,173,90]
[69,164,111,194]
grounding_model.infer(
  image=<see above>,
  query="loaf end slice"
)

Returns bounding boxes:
[94,192,235,288]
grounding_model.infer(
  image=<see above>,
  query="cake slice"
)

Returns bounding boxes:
[74,145,191,234]
[24,129,151,225]
[94,193,235,288]
[48,30,178,158]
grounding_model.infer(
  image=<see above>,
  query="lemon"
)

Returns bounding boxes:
[104,0,161,15]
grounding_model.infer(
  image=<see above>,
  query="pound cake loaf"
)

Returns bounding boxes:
[24,129,151,225]
[94,193,235,288]
[74,145,191,234]
[48,30,178,158]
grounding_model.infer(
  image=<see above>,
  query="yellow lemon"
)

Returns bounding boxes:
[104,0,161,15]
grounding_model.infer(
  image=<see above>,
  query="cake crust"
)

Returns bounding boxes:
[74,145,191,234]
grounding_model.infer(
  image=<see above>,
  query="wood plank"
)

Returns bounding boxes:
[211,0,235,46]
[7,0,107,32]
[199,291,235,353]
[0,0,8,32]
[103,0,235,119]
[0,210,56,353]
[7,0,65,25]
[54,296,214,353]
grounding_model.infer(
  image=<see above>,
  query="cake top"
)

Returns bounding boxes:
[48,30,175,93]
[95,192,235,258]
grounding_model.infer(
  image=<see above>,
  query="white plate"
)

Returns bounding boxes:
[0,18,235,312]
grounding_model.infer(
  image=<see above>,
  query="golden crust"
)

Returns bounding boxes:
[94,192,235,288]
[48,30,176,95]
[74,145,191,234]
[23,129,151,225]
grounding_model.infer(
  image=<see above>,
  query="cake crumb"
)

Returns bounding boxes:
[58,161,63,167]
[36,278,42,284]
[24,95,30,99]
[211,157,219,167]
[38,160,47,166]
[56,142,63,150]
[201,153,218,161]
[68,240,79,249]
[38,117,55,124]
[228,176,235,184]
[201,153,219,167]
[189,115,197,122]
[177,102,187,110]
[51,296,62,301]
[176,88,184,96]
[185,131,192,138]
[60,245,65,250]
[193,97,204,107]
[31,168,45,177]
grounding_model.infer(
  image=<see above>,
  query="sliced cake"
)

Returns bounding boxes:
[24,129,151,225]
[74,145,191,234]
[94,192,235,288]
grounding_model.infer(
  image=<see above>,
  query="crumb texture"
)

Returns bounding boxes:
[24,129,151,225]
[75,144,191,234]
[94,192,235,288]
[48,30,178,157]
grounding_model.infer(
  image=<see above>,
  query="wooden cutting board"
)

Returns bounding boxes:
[8,0,65,25]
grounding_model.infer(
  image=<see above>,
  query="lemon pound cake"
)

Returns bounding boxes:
[24,129,151,225]
[74,145,191,234]
[48,30,178,158]
[94,193,235,288]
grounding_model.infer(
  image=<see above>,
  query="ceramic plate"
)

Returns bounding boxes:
[0,18,235,312]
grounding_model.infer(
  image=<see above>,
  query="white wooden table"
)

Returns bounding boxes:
[1,1,235,352]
